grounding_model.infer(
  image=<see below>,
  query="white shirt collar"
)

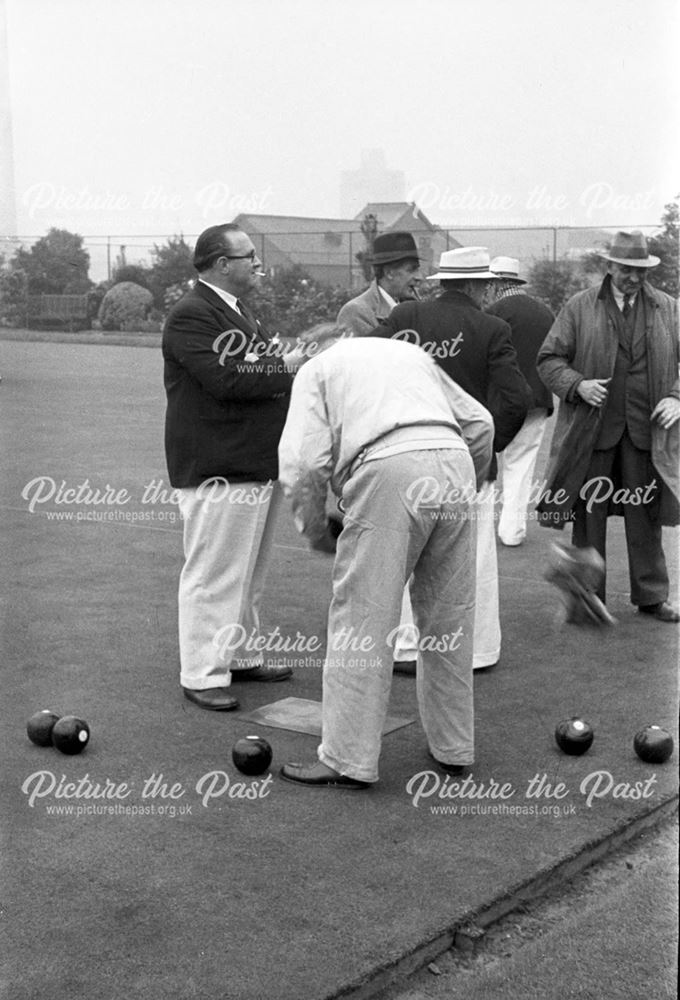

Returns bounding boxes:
[609,281,637,311]
[378,284,397,310]
[199,278,240,313]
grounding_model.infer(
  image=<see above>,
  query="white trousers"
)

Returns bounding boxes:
[472,483,500,669]
[394,483,500,670]
[177,480,282,689]
[319,448,477,783]
[393,586,419,662]
[497,408,549,546]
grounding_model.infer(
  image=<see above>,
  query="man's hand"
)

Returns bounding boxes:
[576,378,611,407]
[651,396,680,430]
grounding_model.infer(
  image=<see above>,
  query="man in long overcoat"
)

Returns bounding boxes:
[536,230,679,621]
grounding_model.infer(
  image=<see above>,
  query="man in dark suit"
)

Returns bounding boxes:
[163,223,295,710]
[365,247,530,670]
[486,256,555,547]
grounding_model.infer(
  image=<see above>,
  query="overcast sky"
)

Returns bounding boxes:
[4,0,679,243]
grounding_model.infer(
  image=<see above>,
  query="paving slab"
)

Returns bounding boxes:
[1,339,677,1000]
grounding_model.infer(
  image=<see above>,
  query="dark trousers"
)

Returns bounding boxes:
[572,430,668,606]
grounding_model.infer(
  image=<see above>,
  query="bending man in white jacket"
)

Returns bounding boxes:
[278,337,494,788]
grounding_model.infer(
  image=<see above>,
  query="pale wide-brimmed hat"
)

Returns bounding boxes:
[598,230,659,268]
[426,247,497,281]
[489,256,526,284]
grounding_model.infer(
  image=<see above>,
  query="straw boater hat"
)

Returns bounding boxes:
[489,256,526,284]
[598,230,660,268]
[426,247,497,281]
[371,231,421,266]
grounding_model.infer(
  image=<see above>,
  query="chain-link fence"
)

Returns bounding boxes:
[1,224,663,292]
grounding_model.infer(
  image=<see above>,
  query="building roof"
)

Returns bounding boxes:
[235,213,361,235]
[233,212,363,272]
[230,206,459,281]
[355,202,439,232]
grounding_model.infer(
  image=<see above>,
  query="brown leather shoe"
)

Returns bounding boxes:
[231,663,293,682]
[639,601,680,623]
[280,761,370,789]
[182,687,239,711]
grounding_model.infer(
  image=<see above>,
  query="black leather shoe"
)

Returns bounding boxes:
[393,660,417,676]
[639,601,680,623]
[182,687,239,711]
[428,751,469,776]
[280,762,370,789]
[231,663,293,682]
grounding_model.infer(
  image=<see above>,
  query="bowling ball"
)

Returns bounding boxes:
[51,716,90,755]
[232,735,273,776]
[633,726,674,764]
[555,717,594,756]
[27,710,61,747]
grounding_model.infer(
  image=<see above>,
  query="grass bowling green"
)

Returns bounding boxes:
[1,335,677,1000]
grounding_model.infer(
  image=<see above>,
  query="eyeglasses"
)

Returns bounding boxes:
[220,249,257,261]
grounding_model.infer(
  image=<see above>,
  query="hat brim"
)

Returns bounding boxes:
[426,269,498,281]
[490,273,527,284]
[598,251,660,268]
[371,253,421,266]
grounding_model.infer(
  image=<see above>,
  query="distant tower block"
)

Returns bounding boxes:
[340,149,405,218]
[0,0,18,242]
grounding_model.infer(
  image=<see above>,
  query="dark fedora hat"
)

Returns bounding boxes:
[371,231,420,266]
[598,230,660,268]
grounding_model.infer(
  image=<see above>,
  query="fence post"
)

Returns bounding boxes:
[349,231,353,288]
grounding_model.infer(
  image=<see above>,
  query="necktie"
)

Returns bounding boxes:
[236,298,256,330]
[622,294,632,319]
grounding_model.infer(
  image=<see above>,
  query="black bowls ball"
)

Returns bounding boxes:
[51,716,90,755]
[232,735,273,776]
[27,710,61,747]
[633,726,674,764]
[555,717,594,756]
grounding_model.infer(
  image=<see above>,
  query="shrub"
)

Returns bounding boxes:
[112,264,150,288]
[98,281,153,332]
[248,265,351,338]
[647,198,679,298]
[163,282,192,313]
[148,236,195,308]
[525,258,593,314]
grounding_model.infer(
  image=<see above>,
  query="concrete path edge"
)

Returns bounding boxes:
[324,794,679,1000]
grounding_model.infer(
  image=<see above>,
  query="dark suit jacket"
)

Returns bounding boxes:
[162,281,293,487]
[368,289,530,458]
[485,292,554,412]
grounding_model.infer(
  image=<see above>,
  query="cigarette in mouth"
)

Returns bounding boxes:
[254,271,266,277]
